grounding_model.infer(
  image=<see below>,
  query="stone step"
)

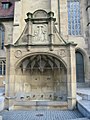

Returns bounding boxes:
[70,118,89,120]
[14,101,68,110]
[77,89,90,101]
[77,100,90,119]
[77,93,90,101]
[77,83,90,88]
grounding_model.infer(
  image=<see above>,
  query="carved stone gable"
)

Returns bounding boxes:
[15,10,67,48]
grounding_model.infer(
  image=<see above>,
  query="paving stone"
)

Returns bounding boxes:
[0,110,88,120]
[71,118,89,120]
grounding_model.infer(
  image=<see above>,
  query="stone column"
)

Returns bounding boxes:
[25,12,33,50]
[48,12,56,51]
[5,47,10,97]
[50,0,59,31]
[67,43,77,110]
[5,45,16,110]
[81,0,88,37]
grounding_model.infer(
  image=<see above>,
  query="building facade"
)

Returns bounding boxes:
[0,0,90,110]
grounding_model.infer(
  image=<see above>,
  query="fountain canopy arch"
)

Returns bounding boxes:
[15,54,67,101]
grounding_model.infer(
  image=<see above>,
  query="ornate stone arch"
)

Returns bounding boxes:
[75,47,87,57]
[15,52,67,70]
[14,52,67,102]
[33,9,48,18]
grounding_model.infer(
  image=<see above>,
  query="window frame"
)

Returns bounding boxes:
[2,2,12,9]
[0,59,6,76]
[67,0,82,36]
[0,24,5,50]
[76,51,85,82]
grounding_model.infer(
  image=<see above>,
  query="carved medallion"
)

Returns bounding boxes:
[15,50,22,58]
[57,49,66,58]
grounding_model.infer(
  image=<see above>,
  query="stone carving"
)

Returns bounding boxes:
[7,34,12,43]
[24,83,31,93]
[57,49,66,57]
[32,24,48,44]
[33,10,47,18]
[15,13,20,23]
[15,50,22,58]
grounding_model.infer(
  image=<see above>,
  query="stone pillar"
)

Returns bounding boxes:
[25,12,33,50]
[86,0,90,54]
[13,0,22,43]
[48,12,56,51]
[67,43,77,110]
[5,47,10,97]
[50,0,59,31]
[59,0,68,39]
[5,46,15,110]
[81,0,88,37]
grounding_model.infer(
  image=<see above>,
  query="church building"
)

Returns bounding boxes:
[0,0,90,110]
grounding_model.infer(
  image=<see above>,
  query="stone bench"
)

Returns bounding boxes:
[77,100,90,118]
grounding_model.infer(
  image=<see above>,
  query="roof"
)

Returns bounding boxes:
[0,0,14,18]
[1,0,10,2]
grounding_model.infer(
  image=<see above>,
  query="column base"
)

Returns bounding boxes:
[68,97,76,110]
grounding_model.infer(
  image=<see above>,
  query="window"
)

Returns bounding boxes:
[0,24,5,49]
[0,60,6,75]
[2,2,12,9]
[76,51,84,82]
[68,0,81,35]
[2,3,9,9]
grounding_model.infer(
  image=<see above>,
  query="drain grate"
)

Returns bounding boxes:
[36,114,44,117]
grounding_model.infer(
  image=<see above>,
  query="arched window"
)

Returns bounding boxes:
[0,24,5,49]
[67,0,81,35]
[76,51,84,82]
[0,60,6,75]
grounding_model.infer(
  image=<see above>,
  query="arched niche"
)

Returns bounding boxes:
[15,54,67,102]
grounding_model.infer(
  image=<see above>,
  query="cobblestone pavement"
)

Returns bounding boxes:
[0,110,89,120]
